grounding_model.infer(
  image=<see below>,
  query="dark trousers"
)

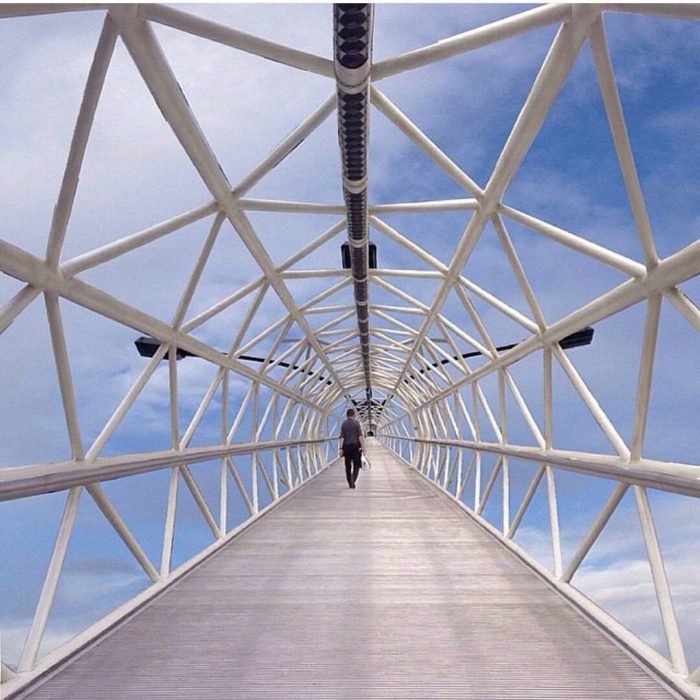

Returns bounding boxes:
[344,446,362,486]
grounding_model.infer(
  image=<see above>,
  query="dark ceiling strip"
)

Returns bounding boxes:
[334,3,374,424]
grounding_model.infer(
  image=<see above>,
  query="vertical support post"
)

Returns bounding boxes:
[456,449,463,498]
[499,369,509,534]
[271,393,280,497]
[161,467,179,578]
[546,466,562,577]
[169,344,179,450]
[19,487,82,672]
[631,294,662,461]
[45,293,84,461]
[543,345,562,574]
[219,370,229,535]
[285,436,294,486]
[633,485,687,675]
[472,385,481,511]
[543,346,553,449]
[251,383,260,513]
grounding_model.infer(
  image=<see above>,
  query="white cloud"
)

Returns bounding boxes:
[514,494,700,665]
[1,562,145,669]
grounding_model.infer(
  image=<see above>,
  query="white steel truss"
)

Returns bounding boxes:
[1,3,700,698]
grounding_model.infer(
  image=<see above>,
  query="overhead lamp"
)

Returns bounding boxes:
[134,336,335,385]
[558,327,594,350]
[490,327,595,355]
[135,336,193,360]
[408,327,595,379]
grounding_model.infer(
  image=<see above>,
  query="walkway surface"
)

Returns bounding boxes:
[22,441,673,699]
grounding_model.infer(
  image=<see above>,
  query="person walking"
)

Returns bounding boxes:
[339,408,363,488]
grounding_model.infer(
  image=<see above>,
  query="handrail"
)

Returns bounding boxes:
[386,436,700,499]
[1,444,335,697]
[0,437,332,502]
[379,435,700,699]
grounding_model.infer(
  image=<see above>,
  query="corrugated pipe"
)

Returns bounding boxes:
[334,3,374,424]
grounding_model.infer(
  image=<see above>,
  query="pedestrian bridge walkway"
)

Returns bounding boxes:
[21,442,673,699]
[2,3,700,699]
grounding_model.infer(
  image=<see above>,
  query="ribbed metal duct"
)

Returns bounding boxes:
[334,3,374,425]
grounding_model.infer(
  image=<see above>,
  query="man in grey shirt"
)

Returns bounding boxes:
[339,408,363,488]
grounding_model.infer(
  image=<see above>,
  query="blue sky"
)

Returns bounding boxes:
[1,2,699,675]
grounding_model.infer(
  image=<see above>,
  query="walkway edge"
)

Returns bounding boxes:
[401,452,696,700]
[5,458,339,700]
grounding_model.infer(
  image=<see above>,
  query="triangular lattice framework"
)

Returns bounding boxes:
[1,4,700,697]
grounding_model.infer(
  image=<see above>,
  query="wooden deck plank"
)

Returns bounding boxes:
[22,442,674,699]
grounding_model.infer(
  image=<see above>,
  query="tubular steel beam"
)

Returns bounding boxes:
[2,5,700,697]
[0,243,321,411]
[372,4,571,80]
[0,438,331,502]
[141,4,335,77]
[110,6,348,398]
[388,436,700,500]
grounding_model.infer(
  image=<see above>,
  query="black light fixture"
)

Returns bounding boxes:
[135,336,194,361]
[341,242,377,269]
[408,327,595,379]
[558,327,594,350]
[134,336,336,385]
